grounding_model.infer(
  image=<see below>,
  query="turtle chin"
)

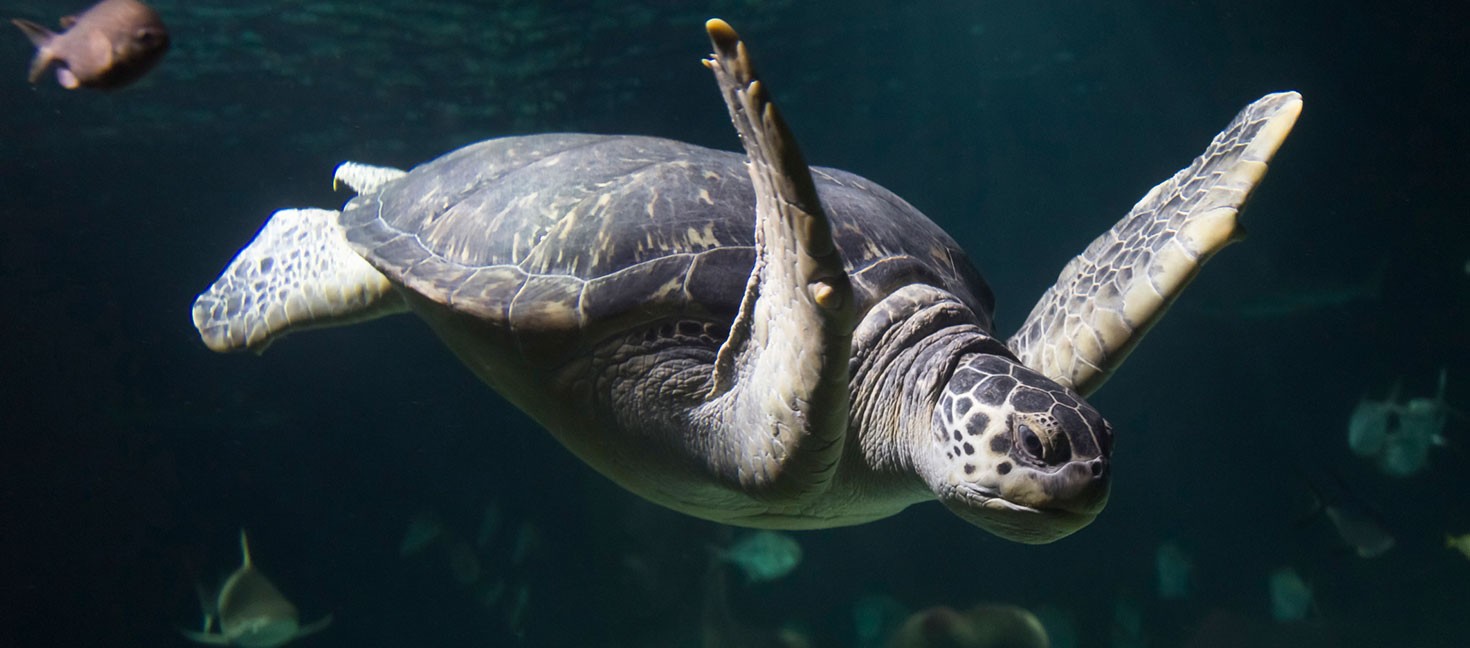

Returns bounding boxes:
[940,479,1109,544]
[927,449,1111,543]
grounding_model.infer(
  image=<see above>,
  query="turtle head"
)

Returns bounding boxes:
[920,353,1112,543]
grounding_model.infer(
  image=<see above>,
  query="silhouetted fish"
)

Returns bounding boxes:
[1347,369,1457,477]
[1302,470,1396,558]
[887,604,1050,648]
[183,530,332,647]
[10,0,168,90]
[1447,533,1470,561]
[714,530,802,583]
[1267,567,1313,622]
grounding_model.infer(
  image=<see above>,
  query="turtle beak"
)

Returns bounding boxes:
[942,478,1109,544]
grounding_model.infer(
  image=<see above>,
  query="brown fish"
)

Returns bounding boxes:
[10,0,168,90]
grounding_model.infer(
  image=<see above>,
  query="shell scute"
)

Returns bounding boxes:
[340,134,993,354]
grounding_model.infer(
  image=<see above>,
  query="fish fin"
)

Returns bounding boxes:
[10,19,56,83]
[1293,474,1327,528]
[296,614,334,639]
[179,628,230,645]
[57,67,79,89]
[1288,463,1329,514]
[59,15,77,29]
[1431,368,1467,423]
[239,529,253,568]
[192,579,217,632]
[1387,377,1403,402]
[10,18,53,46]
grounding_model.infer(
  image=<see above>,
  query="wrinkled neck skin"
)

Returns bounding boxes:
[839,285,1013,510]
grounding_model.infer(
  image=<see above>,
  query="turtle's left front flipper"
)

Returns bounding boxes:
[1009,92,1301,396]
[700,19,856,497]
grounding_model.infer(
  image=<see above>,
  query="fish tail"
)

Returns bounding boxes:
[10,19,56,83]
[10,18,52,46]
[189,577,219,636]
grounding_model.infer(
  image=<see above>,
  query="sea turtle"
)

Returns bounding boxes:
[192,20,1300,543]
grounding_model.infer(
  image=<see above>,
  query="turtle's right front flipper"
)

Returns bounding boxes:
[1009,92,1302,395]
[192,208,408,353]
[699,20,856,497]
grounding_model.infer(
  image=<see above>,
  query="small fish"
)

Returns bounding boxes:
[886,604,1049,648]
[1267,566,1313,623]
[399,512,445,557]
[1447,533,1470,561]
[400,513,485,585]
[400,508,536,636]
[701,562,812,648]
[850,594,907,648]
[1302,470,1396,558]
[183,530,332,647]
[1347,369,1457,478]
[1155,541,1192,600]
[1323,505,1396,558]
[1347,395,1394,457]
[715,530,802,584]
[10,0,168,90]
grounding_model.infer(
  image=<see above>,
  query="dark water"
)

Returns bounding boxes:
[2,1,1466,646]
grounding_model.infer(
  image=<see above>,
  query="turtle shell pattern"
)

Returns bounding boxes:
[340,134,993,361]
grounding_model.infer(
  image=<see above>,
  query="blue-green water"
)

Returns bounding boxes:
[2,1,1466,646]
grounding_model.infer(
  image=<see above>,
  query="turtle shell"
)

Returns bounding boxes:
[340,134,993,357]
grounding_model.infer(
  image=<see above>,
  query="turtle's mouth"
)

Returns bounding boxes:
[944,482,1107,544]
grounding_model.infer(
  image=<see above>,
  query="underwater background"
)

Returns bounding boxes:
[2,0,1466,646]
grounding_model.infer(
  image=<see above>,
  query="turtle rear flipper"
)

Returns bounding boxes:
[192,208,408,353]
[1009,92,1302,395]
[333,161,406,195]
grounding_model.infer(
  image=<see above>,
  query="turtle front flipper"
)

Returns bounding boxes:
[1009,92,1302,395]
[699,20,856,497]
[192,208,408,353]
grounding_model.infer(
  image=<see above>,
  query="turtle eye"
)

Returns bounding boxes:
[135,28,164,45]
[1016,421,1075,466]
[1018,424,1043,459]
